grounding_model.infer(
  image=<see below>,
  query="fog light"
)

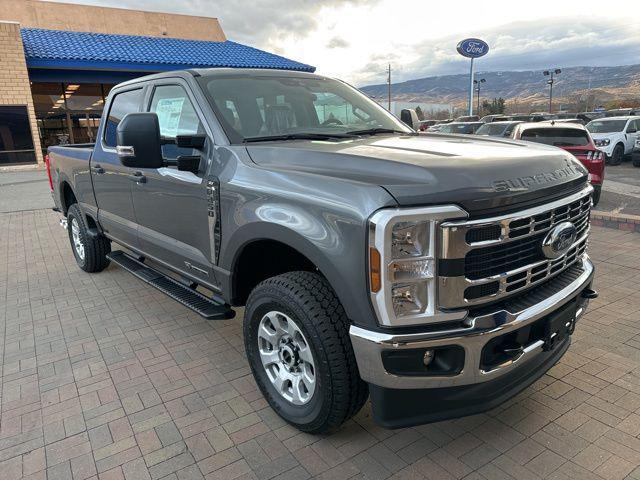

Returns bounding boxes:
[423,349,434,366]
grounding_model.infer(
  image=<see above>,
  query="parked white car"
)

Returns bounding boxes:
[586,116,640,165]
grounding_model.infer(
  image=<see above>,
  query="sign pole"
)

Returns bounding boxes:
[468,57,475,116]
[456,38,489,117]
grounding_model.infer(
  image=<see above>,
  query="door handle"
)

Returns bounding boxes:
[128,171,147,184]
[91,164,105,174]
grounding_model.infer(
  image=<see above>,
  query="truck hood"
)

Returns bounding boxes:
[246,134,588,215]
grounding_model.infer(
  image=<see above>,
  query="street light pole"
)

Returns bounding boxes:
[474,78,486,115]
[543,68,561,113]
[387,63,391,112]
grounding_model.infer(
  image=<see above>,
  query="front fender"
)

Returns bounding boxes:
[222,213,369,325]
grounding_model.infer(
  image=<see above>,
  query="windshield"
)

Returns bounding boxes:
[198,74,412,142]
[586,120,627,133]
[476,123,508,136]
[521,128,590,146]
[439,123,478,134]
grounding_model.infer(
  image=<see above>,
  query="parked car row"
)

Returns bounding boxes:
[418,107,640,133]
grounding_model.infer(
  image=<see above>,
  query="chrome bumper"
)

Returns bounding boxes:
[350,254,594,389]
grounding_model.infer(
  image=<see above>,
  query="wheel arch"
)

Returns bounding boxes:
[224,223,351,313]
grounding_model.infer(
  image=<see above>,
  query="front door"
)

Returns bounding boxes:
[92,87,144,249]
[625,119,639,153]
[131,83,215,283]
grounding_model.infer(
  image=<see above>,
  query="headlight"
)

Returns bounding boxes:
[595,138,610,147]
[368,205,467,327]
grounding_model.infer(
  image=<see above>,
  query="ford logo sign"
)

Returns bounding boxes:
[456,38,489,59]
[541,222,577,259]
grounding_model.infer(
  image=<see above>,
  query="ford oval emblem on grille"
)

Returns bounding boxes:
[542,222,577,259]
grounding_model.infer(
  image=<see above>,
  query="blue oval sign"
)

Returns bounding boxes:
[456,38,489,59]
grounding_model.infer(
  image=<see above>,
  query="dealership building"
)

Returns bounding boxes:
[0,0,314,167]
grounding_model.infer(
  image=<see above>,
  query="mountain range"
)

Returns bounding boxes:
[359,64,640,108]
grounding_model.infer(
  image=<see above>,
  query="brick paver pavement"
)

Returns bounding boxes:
[1,209,639,479]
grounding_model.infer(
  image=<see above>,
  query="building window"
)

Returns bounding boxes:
[0,106,37,165]
[31,82,117,153]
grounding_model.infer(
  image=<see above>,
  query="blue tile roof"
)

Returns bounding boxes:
[20,28,315,73]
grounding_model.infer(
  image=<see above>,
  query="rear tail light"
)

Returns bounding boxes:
[44,154,53,191]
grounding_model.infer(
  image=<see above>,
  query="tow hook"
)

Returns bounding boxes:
[581,288,598,299]
[59,217,68,229]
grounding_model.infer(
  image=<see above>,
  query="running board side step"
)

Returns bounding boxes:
[106,251,235,320]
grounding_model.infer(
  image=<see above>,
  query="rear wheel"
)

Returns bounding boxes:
[608,144,624,166]
[244,271,368,433]
[592,185,602,207]
[66,204,111,272]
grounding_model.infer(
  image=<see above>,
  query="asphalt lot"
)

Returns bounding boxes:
[597,162,640,217]
[0,169,640,479]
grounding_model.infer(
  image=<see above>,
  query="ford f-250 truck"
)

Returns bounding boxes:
[47,68,597,432]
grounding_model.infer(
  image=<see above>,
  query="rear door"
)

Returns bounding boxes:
[92,87,145,249]
[130,81,215,283]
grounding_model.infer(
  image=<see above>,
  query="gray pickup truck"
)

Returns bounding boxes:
[47,68,597,432]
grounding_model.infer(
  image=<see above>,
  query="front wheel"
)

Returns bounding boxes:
[633,154,640,167]
[244,271,368,433]
[608,144,624,166]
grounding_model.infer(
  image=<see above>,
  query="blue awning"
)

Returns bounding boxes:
[21,28,315,74]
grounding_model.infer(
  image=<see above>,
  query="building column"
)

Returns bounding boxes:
[0,21,43,166]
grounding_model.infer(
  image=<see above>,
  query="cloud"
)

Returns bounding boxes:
[43,0,640,87]
[357,18,640,86]
[327,37,349,49]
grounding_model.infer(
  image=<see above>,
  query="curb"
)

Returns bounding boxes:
[591,211,640,233]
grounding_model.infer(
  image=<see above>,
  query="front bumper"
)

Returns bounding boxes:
[350,254,594,426]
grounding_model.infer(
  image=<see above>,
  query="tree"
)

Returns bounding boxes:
[414,106,425,120]
[481,98,506,115]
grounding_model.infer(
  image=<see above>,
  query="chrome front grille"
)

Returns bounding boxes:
[438,185,592,308]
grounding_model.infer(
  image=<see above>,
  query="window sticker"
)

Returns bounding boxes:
[155,97,185,137]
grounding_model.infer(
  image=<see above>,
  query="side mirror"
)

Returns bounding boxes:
[116,113,163,168]
[627,128,637,134]
[400,109,419,130]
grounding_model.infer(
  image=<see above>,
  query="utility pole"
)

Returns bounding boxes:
[387,63,391,112]
[543,68,561,113]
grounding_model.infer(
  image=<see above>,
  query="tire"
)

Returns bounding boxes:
[633,154,640,167]
[244,271,368,433]
[66,204,111,273]
[592,185,602,207]
[609,144,624,166]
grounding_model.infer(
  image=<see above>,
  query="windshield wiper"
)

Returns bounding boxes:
[243,132,353,143]
[345,127,416,136]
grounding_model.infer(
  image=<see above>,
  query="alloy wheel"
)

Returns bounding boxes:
[257,310,316,405]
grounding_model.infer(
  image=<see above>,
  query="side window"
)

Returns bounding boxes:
[150,85,203,138]
[103,88,143,147]
[150,85,204,160]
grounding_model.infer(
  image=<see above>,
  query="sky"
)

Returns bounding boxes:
[48,0,640,86]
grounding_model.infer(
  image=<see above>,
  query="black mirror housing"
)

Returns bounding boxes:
[176,134,206,149]
[116,113,163,169]
[177,155,201,174]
